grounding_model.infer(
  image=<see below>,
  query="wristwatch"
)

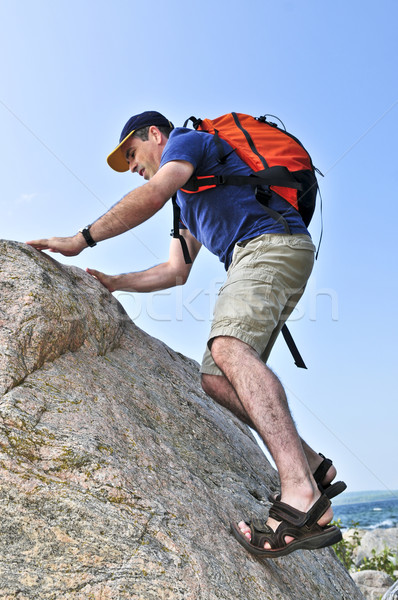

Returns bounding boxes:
[79,225,97,247]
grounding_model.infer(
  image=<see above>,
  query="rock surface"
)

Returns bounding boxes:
[382,579,398,599]
[355,528,398,566]
[351,570,394,600]
[0,240,364,599]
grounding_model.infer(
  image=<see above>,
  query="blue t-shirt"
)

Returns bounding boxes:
[160,127,309,269]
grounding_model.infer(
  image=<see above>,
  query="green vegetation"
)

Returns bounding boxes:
[333,519,398,581]
[333,520,362,571]
[361,547,398,580]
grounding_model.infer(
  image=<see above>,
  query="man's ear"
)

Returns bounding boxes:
[149,125,163,144]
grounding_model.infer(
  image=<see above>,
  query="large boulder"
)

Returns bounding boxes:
[0,240,363,599]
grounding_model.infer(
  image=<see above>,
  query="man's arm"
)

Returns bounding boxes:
[26,160,194,255]
[86,229,202,293]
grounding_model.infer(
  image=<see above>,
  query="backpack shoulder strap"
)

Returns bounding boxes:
[171,194,192,264]
[281,324,307,369]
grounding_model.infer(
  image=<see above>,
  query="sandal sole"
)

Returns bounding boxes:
[230,522,342,559]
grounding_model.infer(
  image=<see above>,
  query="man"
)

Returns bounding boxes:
[27,110,345,558]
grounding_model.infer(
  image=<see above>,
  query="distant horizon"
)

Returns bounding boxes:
[332,489,398,506]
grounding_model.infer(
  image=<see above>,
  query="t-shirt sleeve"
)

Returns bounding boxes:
[159,128,204,171]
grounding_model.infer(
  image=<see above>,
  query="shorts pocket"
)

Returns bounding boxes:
[285,236,316,252]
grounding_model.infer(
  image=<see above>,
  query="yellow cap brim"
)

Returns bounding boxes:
[106,129,136,172]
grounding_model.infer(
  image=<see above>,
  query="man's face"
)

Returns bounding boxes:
[123,128,163,180]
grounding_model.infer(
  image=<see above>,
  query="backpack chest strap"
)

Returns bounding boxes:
[180,166,303,194]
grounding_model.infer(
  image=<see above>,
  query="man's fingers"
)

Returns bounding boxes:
[86,267,106,284]
[86,268,100,278]
[25,235,85,257]
[86,268,115,293]
[26,240,50,250]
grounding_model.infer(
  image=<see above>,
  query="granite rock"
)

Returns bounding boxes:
[0,240,364,599]
[355,529,398,566]
[351,570,394,600]
[382,579,398,599]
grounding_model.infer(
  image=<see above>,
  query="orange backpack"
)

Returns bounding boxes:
[180,112,319,228]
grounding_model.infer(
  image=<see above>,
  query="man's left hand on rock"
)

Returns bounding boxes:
[26,233,87,257]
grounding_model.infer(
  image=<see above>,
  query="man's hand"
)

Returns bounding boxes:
[85,232,201,295]
[26,233,87,256]
[86,268,117,293]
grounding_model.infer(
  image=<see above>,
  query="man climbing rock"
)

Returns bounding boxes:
[27,110,345,558]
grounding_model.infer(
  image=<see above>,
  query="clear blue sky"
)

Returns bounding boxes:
[1,0,397,493]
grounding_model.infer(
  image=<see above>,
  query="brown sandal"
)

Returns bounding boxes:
[231,494,342,559]
[313,453,347,499]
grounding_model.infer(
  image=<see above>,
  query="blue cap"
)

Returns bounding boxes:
[107,111,174,172]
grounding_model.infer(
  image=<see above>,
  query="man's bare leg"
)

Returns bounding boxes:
[207,335,333,547]
[301,439,337,486]
[201,371,254,427]
[201,373,337,487]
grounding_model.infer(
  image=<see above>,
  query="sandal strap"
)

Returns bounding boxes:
[252,522,288,550]
[248,519,275,548]
[269,494,331,527]
[313,453,333,484]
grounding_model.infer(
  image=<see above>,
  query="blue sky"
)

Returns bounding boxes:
[1,0,397,493]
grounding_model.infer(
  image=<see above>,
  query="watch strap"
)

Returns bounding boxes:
[79,225,97,247]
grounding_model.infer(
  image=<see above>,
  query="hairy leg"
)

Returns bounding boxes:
[301,439,337,486]
[201,373,337,487]
[209,336,333,546]
[201,373,254,427]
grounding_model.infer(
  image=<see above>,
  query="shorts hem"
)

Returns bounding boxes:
[207,326,265,356]
[199,364,223,376]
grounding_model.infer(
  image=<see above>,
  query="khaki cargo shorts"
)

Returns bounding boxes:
[200,233,316,376]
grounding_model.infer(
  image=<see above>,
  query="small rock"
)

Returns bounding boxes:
[356,529,398,566]
[382,579,398,599]
[351,570,394,600]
